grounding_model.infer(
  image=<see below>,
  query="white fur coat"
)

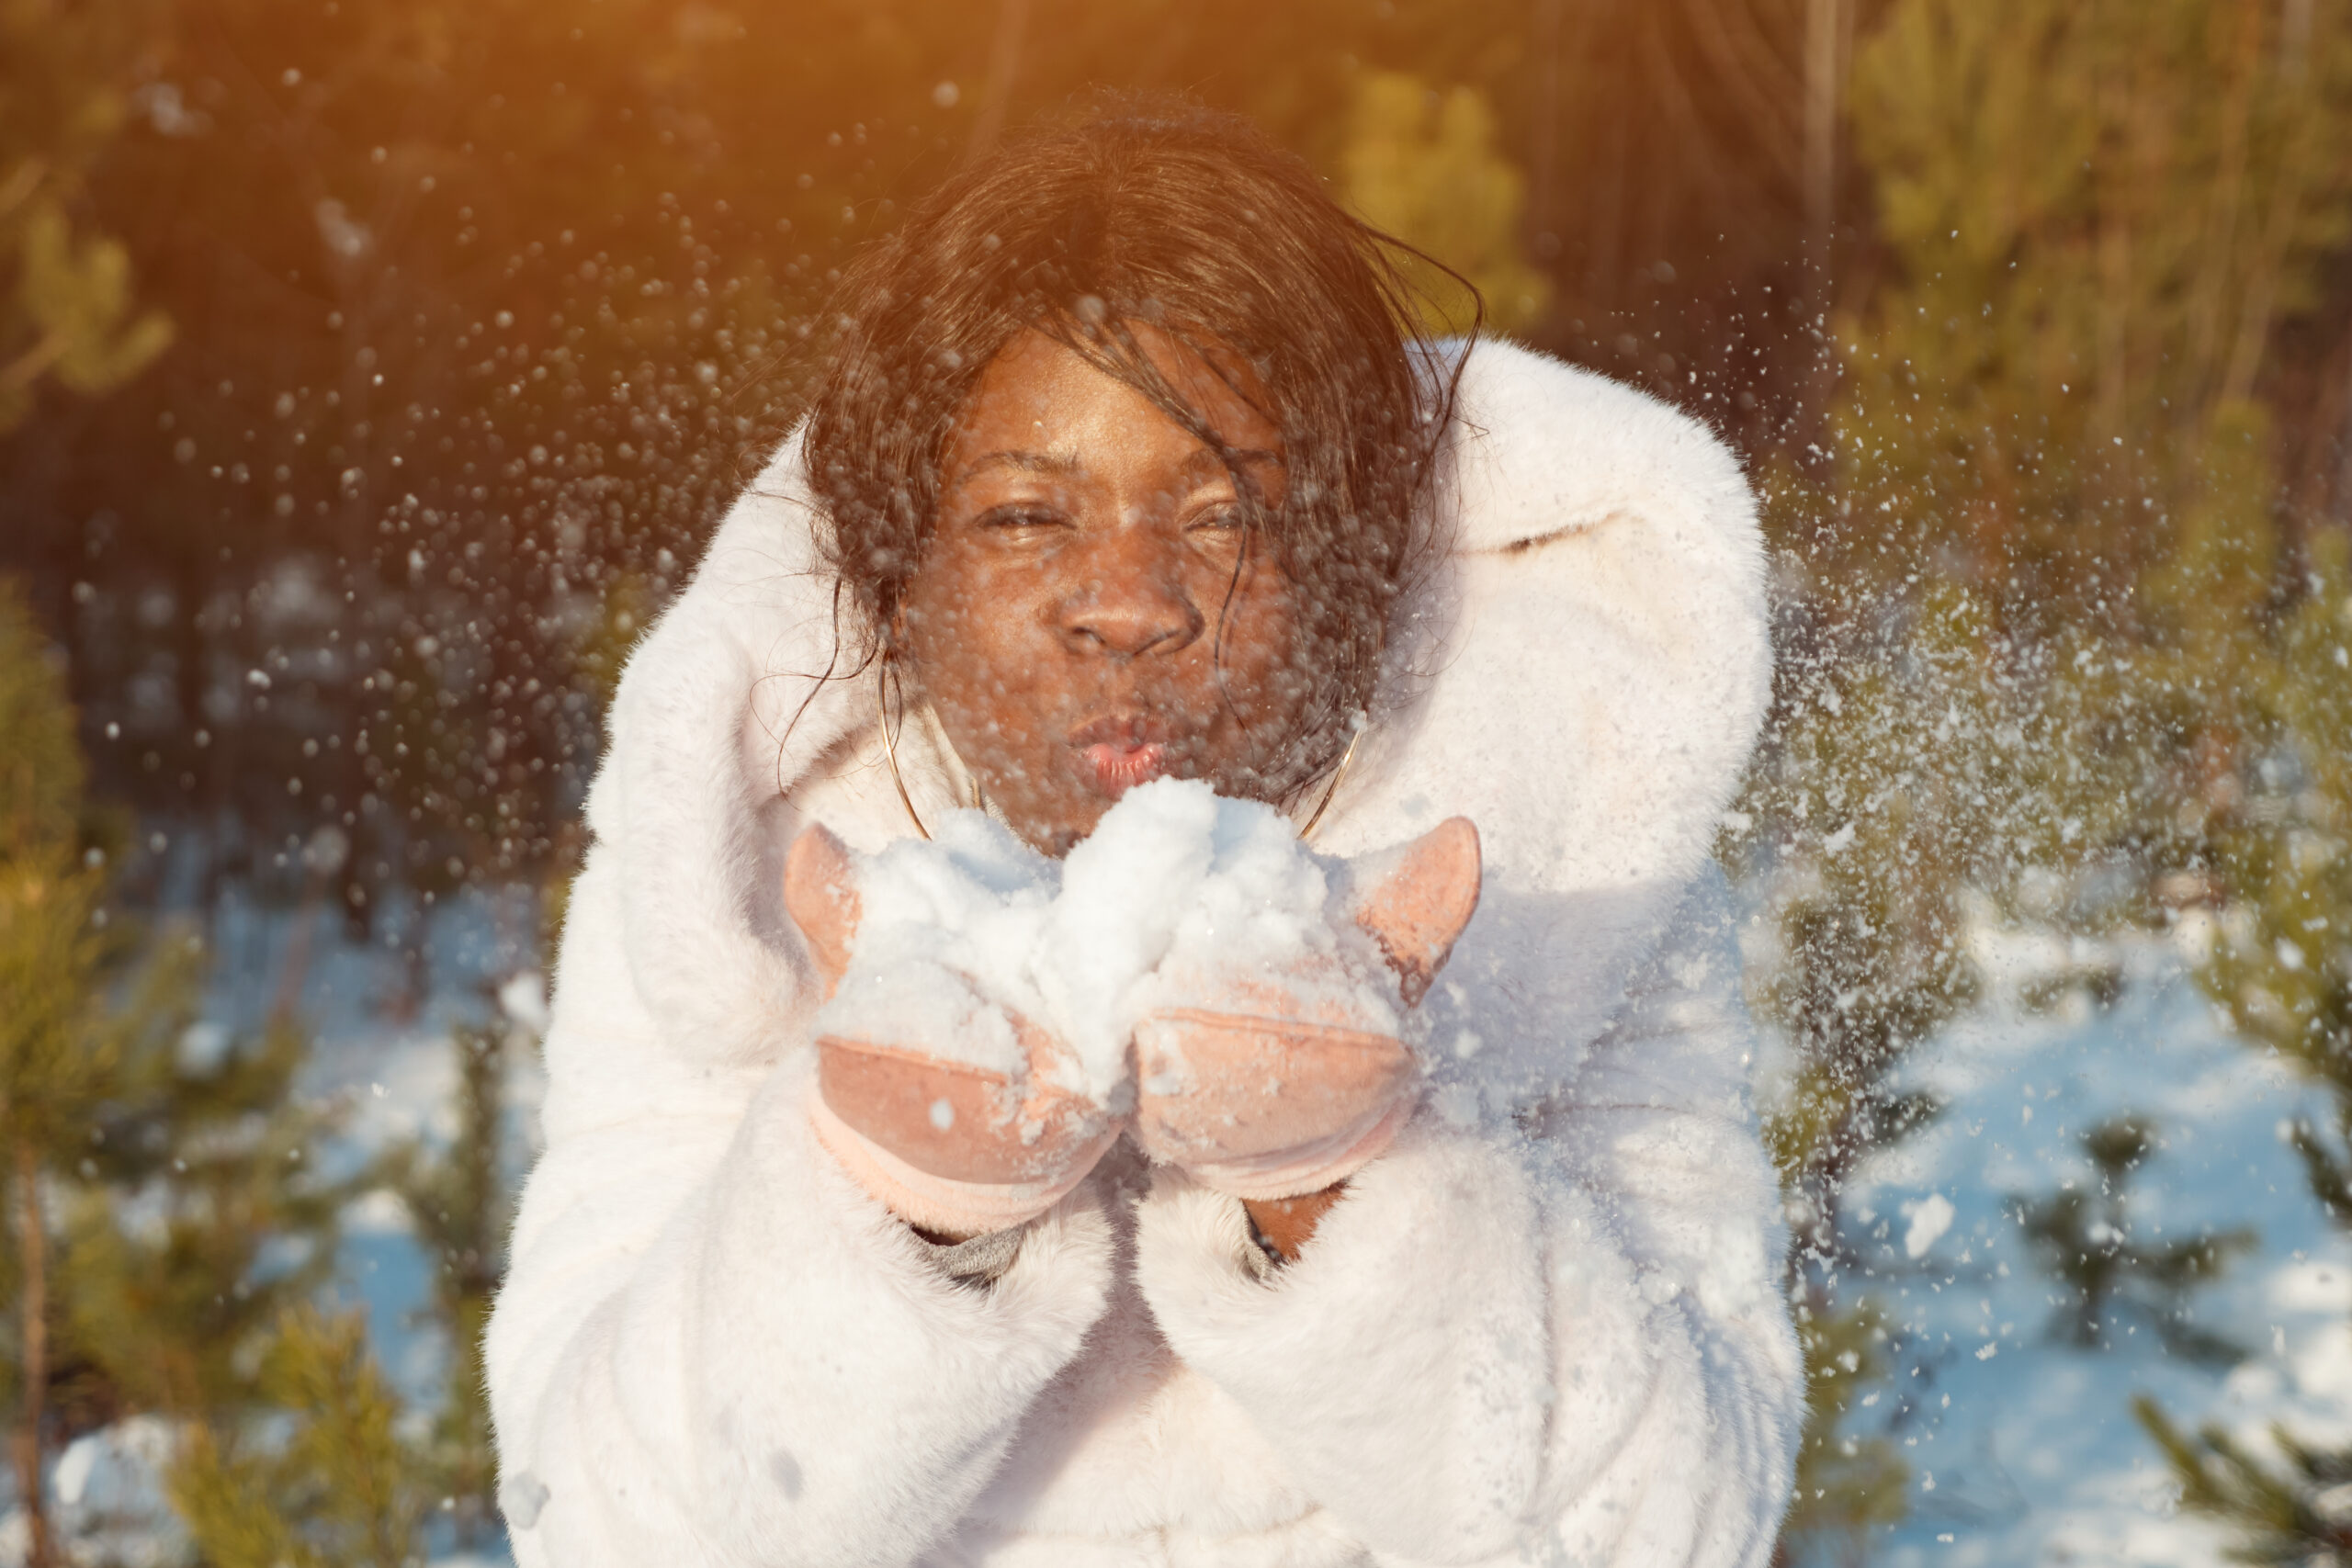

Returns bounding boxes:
[484,340,1804,1566]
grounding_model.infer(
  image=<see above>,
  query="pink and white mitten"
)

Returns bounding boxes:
[786,826,1119,1239]
[1129,818,1481,1201]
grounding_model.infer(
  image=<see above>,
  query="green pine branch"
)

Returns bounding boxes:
[170,1306,424,1568]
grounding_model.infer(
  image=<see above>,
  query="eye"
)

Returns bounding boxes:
[972,503,1069,537]
[1185,502,1247,536]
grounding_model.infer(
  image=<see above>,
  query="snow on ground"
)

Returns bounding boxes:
[201,884,547,1406]
[1826,910,2352,1566]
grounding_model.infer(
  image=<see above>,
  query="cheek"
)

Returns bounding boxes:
[907,553,1018,658]
[902,561,1054,734]
[1192,575,1311,736]
[1218,574,1303,682]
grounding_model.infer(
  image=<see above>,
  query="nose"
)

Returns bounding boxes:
[1055,527,1204,659]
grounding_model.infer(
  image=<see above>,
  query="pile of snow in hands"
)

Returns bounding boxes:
[812,778,1399,1105]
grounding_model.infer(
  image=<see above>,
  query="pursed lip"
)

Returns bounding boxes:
[1068,712,1175,797]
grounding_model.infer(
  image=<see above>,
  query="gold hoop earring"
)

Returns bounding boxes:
[878,664,931,840]
[878,662,985,840]
[1297,726,1363,840]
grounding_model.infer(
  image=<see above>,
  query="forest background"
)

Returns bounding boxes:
[6,0,2352,1562]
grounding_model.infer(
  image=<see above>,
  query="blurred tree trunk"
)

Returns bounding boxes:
[1803,0,1851,436]
[11,1137,51,1568]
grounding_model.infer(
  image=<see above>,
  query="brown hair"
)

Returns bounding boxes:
[801,96,1474,796]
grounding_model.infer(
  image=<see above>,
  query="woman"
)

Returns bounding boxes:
[486,102,1801,1566]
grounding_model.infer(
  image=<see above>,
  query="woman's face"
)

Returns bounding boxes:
[899,324,1310,856]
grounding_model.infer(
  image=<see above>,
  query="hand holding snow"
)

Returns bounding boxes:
[810,778,1401,1108]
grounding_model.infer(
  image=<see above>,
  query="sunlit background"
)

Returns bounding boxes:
[6,0,2352,1562]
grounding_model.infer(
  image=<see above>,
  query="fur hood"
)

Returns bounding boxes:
[578,337,1768,1097]
[488,339,1798,1568]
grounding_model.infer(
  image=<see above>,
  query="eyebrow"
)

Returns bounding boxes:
[964,449,1083,478]
[1202,446,1283,470]
[953,445,1285,494]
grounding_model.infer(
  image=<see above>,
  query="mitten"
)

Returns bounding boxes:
[786,825,1119,1238]
[1130,818,1481,1200]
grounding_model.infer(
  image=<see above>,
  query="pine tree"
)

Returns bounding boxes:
[1823,0,2352,883]
[1339,68,1551,336]
[1733,585,2004,1560]
[0,0,173,431]
[2134,485,2352,1568]
[1746,3,2352,1559]
[62,1010,357,1426]
[2136,1393,2352,1565]
[1776,1297,1908,1561]
[1836,0,2352,624]
[0,577,122,1565]
[379,1013,518,1548]
[170,1306,425,1568]
[2189,530,2352,1132]
[160,995,533,1561]
[0,574,422,1563]
[2014,1116,2253,1363]
[1815,1,2352,1559]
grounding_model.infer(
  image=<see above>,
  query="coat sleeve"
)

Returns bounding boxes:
[485,846,1116,1568]
[1131,870,1803,1567]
